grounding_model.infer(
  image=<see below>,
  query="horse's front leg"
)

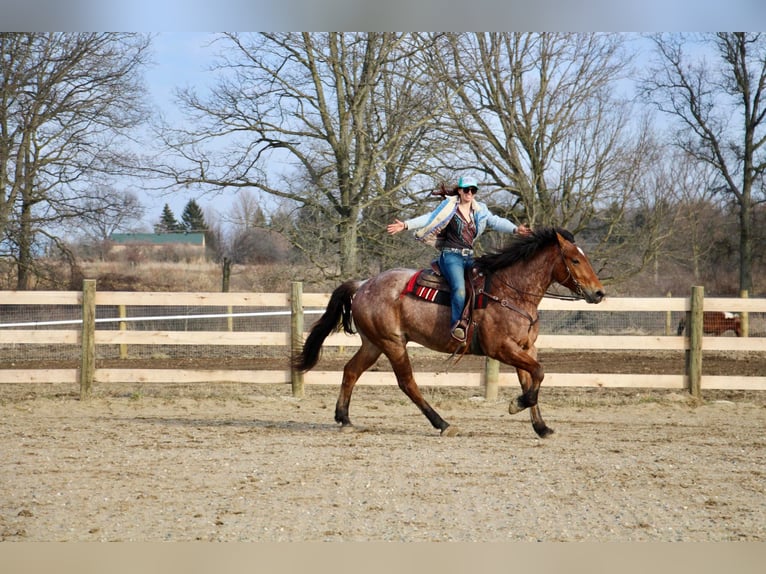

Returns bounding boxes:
[513,366,553,438]
[494,343,553,438]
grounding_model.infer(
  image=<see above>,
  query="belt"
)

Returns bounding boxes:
[442,247,474,256]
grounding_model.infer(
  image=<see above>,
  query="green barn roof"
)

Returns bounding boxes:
[110,232,205,245]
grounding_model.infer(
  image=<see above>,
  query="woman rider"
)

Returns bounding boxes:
[387,176,530,342]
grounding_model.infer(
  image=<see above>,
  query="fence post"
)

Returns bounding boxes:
[483,357,499,400]
[119,304,128,359]
[290,281,304,398]
[665,291,673,335]
[740,289,749,337]
[686,285,704,398]
[79,279,96,399]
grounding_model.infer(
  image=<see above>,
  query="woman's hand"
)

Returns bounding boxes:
[387,219,407,235]
[516,224,532,236]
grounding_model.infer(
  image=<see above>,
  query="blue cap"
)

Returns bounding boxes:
[458,176,478,188]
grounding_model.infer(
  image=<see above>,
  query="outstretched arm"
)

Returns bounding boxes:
[387,219,407,235]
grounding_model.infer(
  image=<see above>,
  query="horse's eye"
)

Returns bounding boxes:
[571,258,580,265]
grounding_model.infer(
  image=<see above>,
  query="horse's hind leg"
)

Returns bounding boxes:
[335,339,382,428]
[384,344,454,436]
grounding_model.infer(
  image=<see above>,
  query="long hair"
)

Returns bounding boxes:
[431,182,460,197]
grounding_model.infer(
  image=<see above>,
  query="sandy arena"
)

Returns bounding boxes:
[1,364,764,542]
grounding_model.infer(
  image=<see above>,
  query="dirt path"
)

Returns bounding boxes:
[1,383,764,542]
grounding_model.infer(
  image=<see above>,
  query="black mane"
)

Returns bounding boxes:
[474,226,574,273]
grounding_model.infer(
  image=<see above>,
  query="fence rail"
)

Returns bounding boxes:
[1,281,765,398]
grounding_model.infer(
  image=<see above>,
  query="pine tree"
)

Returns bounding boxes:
[181,199,207,232]
[154,204,181,233]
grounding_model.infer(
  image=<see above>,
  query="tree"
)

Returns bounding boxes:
[228,190,267,231]
[423,33,666,282]
[156,32,447,277]
[63,184,145,260]
[73,186,145,241]
[155,203,182,233]
[642,32,766,294]
[0,33,151,288]
[429,34,641,229]
[181,198,207,232]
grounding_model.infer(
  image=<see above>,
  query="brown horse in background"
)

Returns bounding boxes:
[294,227,606,437]
[677,311,743,337]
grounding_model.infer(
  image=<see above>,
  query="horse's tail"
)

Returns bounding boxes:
[292,280,360,372]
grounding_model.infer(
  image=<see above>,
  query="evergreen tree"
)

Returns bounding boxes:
[181,199,207,232]
[154,203,182,233]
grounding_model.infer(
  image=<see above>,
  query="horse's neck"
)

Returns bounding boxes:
[495,253,555,305]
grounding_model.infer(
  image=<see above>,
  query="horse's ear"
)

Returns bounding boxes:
[555,231,569,247]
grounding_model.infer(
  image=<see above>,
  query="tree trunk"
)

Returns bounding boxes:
[16,200,34,290]
[739,190,753,294]
[338,212,359,277]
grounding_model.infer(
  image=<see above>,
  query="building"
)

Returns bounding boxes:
[109,232,207,262]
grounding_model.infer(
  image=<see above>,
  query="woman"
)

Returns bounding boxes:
[387,176,530,342]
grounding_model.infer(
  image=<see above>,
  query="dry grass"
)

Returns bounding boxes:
[77,260,301,293]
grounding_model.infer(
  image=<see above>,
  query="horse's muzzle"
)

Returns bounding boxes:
[584,289,606,304]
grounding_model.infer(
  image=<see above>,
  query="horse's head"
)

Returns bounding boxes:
[474,226,606,303]
[554,231,605,304]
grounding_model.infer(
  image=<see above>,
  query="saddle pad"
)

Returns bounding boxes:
[402,269,451,305]
[402,270,451,305]
[402,269,490,309]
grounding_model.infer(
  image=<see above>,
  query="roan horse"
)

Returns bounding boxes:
[294,227,606,437]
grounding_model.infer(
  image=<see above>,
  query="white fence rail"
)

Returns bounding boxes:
[1,282,765,397]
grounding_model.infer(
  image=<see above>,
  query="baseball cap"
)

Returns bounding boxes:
[458,176,479,189]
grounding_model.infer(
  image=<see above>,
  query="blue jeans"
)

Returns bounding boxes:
[439,250,474,327]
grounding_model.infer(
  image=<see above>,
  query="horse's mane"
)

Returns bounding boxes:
[474,226,574,273]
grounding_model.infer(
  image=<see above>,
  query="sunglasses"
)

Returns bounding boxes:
[461,187,478,195]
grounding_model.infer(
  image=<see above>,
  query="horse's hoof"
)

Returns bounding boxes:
[508,400,523,415]
[339,424,357,433]
[440,425,460,437]
[535,426,555,438]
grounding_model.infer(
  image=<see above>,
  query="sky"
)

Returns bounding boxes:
[4,3,766,231]
[129,30,727,232]
[140,33,224,230]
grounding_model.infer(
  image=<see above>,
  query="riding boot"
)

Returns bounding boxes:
[451,320,468,342]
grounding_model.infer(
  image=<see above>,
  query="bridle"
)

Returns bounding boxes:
[555,244,588,301]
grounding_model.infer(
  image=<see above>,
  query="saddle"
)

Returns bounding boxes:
[402,262,491,344]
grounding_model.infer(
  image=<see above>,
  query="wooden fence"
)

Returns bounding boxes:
[1,281,764,399]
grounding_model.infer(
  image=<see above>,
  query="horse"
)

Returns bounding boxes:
[677,311,743,337]
[294,227,606,438]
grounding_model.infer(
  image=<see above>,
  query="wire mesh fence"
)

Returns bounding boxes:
[1,297,763,365]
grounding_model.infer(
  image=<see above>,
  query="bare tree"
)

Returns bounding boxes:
[155,32,447,277]
[60,185,145,261]
[641,32,766,294]
[228,189,267,231]
[429,34,644,231]
[410,32,683,286]
[0,33,151,288]
[72,186,145,241]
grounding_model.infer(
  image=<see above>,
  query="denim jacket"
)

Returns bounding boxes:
[404,196,517,248]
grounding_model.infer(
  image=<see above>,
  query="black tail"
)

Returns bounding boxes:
[292,280,359,372]
[677,318,686,336]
